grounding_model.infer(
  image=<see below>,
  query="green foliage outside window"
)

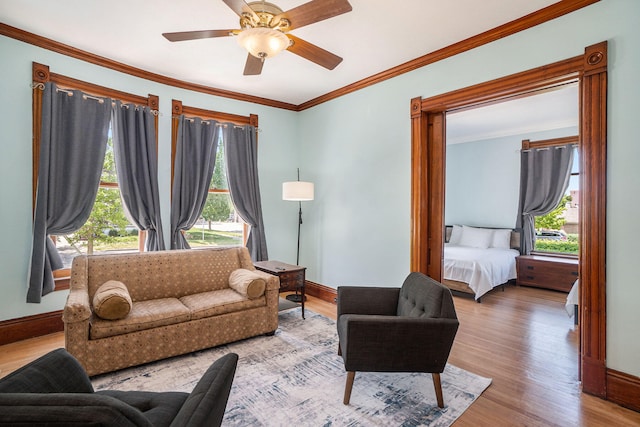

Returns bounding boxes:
[534,195,579,254]
[64,139,131,254]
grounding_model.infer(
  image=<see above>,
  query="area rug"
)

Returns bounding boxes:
[278,296,298,312]
[92,309,491,426]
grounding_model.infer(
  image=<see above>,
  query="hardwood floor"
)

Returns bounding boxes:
[1,286,639,426]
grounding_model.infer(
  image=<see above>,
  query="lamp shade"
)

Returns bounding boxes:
[237,27,290,59]
[283,181,314,201]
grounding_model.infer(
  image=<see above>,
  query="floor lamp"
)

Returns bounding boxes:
[282,169,314,302]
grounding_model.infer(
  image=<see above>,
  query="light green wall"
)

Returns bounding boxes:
[445,126,577,228]
[1,0,638,377]
[297,0,640,377]
[0,36,300,320]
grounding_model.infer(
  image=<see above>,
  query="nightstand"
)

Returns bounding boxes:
[254,260,306,319]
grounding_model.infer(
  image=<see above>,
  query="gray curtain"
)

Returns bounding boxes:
[28,83,111,303]
[223,124,268,261]
[170,116,220,249]
[516,144,575,255]
[111,101,165,251]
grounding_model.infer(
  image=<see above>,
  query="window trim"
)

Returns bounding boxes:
[522,135,579,258]
[32,62,159,288]
[170,99,258,246]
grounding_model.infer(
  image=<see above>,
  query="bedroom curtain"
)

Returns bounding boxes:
[111,101,165,251]
[223,124,268,261]
[28,83,111,303]
[516,144,575,255]
[170,116,220,249]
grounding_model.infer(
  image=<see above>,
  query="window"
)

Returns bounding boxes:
[53,132,142,268]
[184,139,244,248]
[533,144,579,255]
[33,62,158,288]
[170,100,258,248]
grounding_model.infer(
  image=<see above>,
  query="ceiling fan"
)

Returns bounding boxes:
[162,0,352,75]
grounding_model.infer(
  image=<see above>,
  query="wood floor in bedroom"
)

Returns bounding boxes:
[1,286,639,426]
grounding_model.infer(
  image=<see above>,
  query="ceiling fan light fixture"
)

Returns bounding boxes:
[237,27,289,59]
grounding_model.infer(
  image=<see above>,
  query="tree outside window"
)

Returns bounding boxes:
[185,141,243,247]
[54,133,139,267]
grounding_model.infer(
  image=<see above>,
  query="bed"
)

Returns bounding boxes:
[442,225,521,301]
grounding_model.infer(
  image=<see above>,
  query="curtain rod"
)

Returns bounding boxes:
[31,82,160,116]
[521,144,578,153]
[173,115,260,131]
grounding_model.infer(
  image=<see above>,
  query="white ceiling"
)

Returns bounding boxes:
[446,83,579,145]
[1,0,559,106]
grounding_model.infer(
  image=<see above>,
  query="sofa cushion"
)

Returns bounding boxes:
[228,269,266,299]
[93,280,132,320]
[90,298,191,340]
[179,289,265,321]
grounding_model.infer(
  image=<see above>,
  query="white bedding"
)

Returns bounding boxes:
[444,244,519,300]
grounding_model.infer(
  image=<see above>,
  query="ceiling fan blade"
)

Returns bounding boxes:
[222,0,260,20]
[275,0,352,31]
[162,29,236,42]
[286,35,342,70]
[243,54,264,75]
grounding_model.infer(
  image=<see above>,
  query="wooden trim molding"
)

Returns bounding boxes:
[0,311,64,346]
[3,1,598,112]
[410,42,609,399]
[305,280,337,304]
[606,369,640,412]
[297,0,600,110]
[522,135,579,150]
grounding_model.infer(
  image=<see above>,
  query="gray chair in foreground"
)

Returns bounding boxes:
[337,272,459,408]
[0,348,238,427]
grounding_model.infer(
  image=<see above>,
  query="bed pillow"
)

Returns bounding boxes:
[459,226,493,249]
[229,269,266,299]
[449,225,463,245]
[491,229,512,249]
[93,280,132,320]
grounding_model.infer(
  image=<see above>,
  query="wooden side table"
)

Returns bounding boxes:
[254,260,306,319]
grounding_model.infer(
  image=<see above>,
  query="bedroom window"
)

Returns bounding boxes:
[533,145,579,255]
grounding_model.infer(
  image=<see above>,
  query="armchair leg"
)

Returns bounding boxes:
[432,373,444,408]
[343,371,355,405]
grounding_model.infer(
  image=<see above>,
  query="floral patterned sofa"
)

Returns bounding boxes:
[63,247,279,376]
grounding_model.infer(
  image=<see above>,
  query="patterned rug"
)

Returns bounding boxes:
[92,309,491,426]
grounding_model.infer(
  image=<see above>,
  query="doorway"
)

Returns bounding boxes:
[409,42,607,397]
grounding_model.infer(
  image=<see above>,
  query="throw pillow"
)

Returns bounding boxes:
[93,280,132,320]
[229,269,266,299]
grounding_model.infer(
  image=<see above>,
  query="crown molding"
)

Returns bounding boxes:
[297,0,600,110]
[1,0,599,112]
[0,23,298,111]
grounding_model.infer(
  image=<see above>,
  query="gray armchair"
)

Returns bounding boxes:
[337,272,459,408]
[0,348,237,427]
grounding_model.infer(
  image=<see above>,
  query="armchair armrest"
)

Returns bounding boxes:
[0,393,152,427]
[337,314,459,373]
[337,286,400,317]
[170,353,238,427]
